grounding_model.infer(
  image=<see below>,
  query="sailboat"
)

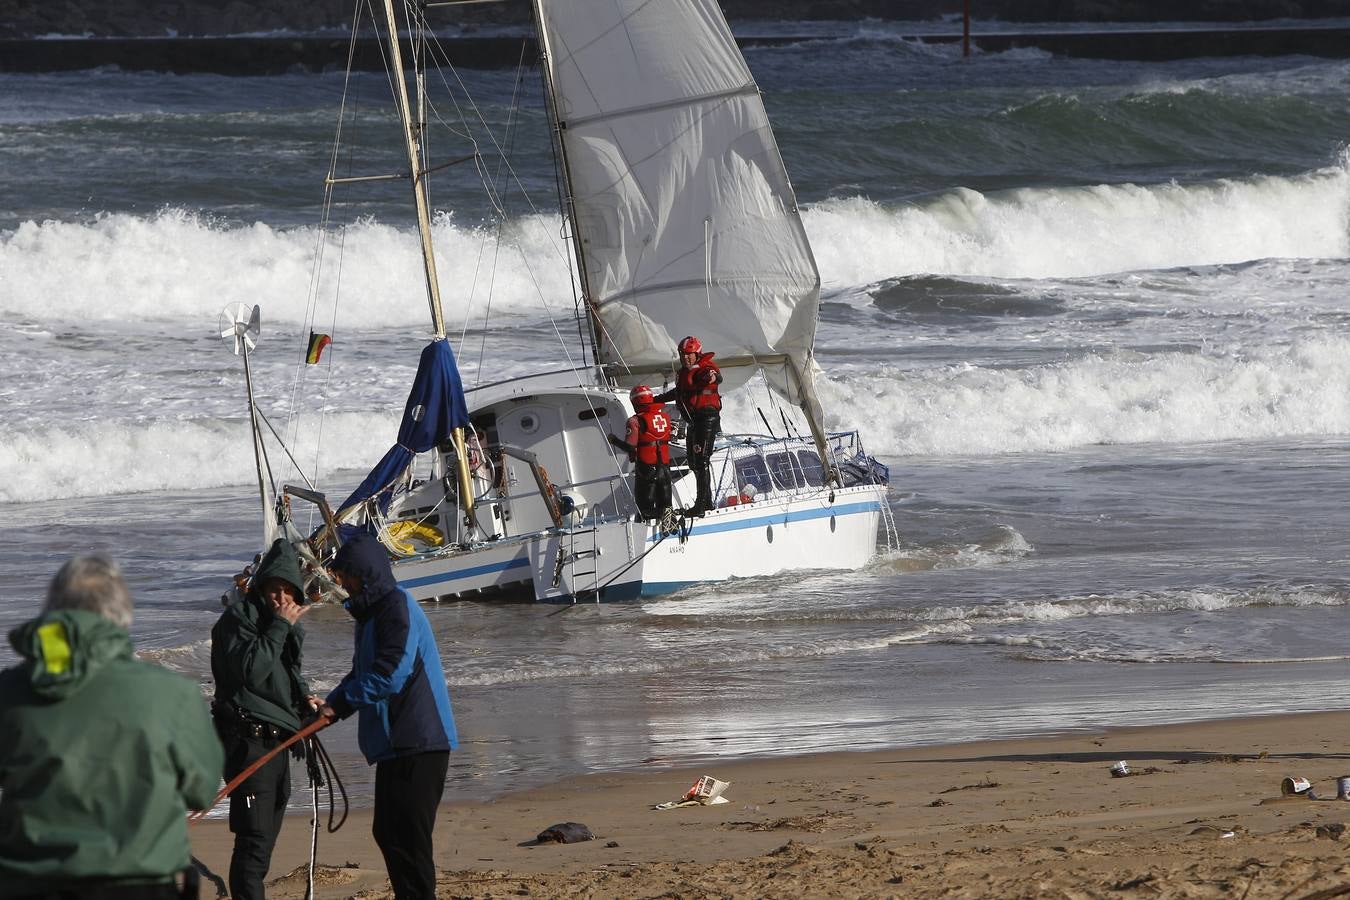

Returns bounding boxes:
[225,0,894,604]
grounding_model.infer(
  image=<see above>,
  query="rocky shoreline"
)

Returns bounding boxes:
[0,0,1343,40]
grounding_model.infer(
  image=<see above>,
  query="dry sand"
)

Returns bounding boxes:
[189,711,1350,898]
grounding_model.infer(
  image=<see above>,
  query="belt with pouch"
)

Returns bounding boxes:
[213,702,292,742]
[239,719,288,740]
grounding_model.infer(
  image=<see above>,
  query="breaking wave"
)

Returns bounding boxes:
[2,160,1347,325]
[817,335,1350,456]
[0,412,396,504]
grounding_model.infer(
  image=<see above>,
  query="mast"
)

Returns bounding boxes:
[380,0,446,338]
[378,0,475,521]
[530,0,605,375]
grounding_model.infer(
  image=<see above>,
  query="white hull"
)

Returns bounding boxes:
[636,484,884,595]
[390,480,886,604]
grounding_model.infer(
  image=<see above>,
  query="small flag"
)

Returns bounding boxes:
[305,332,332,365]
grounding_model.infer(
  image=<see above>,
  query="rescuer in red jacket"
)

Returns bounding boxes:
[656,335,722,516]
[622,384,674,522]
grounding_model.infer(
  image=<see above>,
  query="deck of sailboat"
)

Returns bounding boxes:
[383,443,888,604]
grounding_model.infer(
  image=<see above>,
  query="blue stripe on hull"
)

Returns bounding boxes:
[648,500,880,541]
[398,555,530,591]
[397,497,884,600]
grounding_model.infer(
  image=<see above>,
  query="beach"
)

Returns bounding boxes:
[189,711,1350,898]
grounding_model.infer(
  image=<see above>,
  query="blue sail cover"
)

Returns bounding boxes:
[337,339,470,517]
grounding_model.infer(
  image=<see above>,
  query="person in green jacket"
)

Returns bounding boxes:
[211,537,318,900]
[0,554,223,900]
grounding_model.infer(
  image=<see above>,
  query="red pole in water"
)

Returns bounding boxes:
[963,0,971,57]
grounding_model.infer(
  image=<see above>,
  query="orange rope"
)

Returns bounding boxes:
[188,717,332,823]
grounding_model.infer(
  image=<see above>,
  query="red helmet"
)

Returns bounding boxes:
[678,335,702,355]
[630,384,654,407]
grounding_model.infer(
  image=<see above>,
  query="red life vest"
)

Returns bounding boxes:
[676,354,722,414]
[633,407,672,465]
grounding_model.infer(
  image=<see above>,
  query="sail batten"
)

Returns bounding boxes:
[560,82,758,131]
[536,0,823,420]
[595,272,813,308]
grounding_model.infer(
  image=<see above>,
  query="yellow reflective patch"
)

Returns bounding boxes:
[37,622,72,675]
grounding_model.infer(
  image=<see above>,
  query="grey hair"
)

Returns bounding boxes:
[45,554,134,629]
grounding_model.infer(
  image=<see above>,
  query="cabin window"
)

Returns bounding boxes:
[796,450,826,486]
[734,456,773,495]
[766,451,800,490]
[578,407,608,421]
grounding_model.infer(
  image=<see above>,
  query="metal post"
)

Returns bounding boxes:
[963,0,971,58]
[242,345,277,547]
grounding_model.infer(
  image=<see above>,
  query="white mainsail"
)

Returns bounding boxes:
[536,0,824,425]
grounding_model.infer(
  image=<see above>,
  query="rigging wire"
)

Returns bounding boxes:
[282,0,368,508]
[417,27,621,378]
[277,0,375,530]
[471,44,532,386]
[409,19,643,492]
[297,1,654,519]
[407,14,668,412]
[452,40,530,388]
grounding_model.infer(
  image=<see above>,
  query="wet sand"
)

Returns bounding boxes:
[189,710,1350,898]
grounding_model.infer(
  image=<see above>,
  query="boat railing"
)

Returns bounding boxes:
[712,429,887,501]
[463,366,606,397]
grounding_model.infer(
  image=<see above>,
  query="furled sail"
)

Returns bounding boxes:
[536,0,824,421]
[335,339,470,523]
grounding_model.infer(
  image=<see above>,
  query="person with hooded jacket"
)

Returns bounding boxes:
[211,537,317,900]
[318,533,457,900]
[0,554,223,900]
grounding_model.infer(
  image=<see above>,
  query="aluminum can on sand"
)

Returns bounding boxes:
[1282,776,1312,795]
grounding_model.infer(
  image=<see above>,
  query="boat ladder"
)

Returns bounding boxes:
[878,489,900,553]
[554,524,602,601]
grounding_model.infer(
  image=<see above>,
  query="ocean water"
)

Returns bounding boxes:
[3,25,1350,804]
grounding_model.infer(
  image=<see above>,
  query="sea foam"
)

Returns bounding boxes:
[817,335,1350,456]
[0,412,396,504]
[2,163,1347,324]
[0,208,575,328]
[807,161,1350,287]
[8,332,1350,501]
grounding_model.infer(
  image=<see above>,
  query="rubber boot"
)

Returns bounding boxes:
[692,466,712,516]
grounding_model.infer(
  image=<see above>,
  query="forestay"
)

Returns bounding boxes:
[536,0,824,421]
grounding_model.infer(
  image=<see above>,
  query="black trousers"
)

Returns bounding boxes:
[13,878,188,900]
[222,731,290,900]
[685,411,720,507]
[373,751,450,900]
[633,461,672,521]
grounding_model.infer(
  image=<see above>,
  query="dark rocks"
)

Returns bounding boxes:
[535,822,594,844]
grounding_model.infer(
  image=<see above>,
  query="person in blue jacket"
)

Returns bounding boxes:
[318,533,457,900]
